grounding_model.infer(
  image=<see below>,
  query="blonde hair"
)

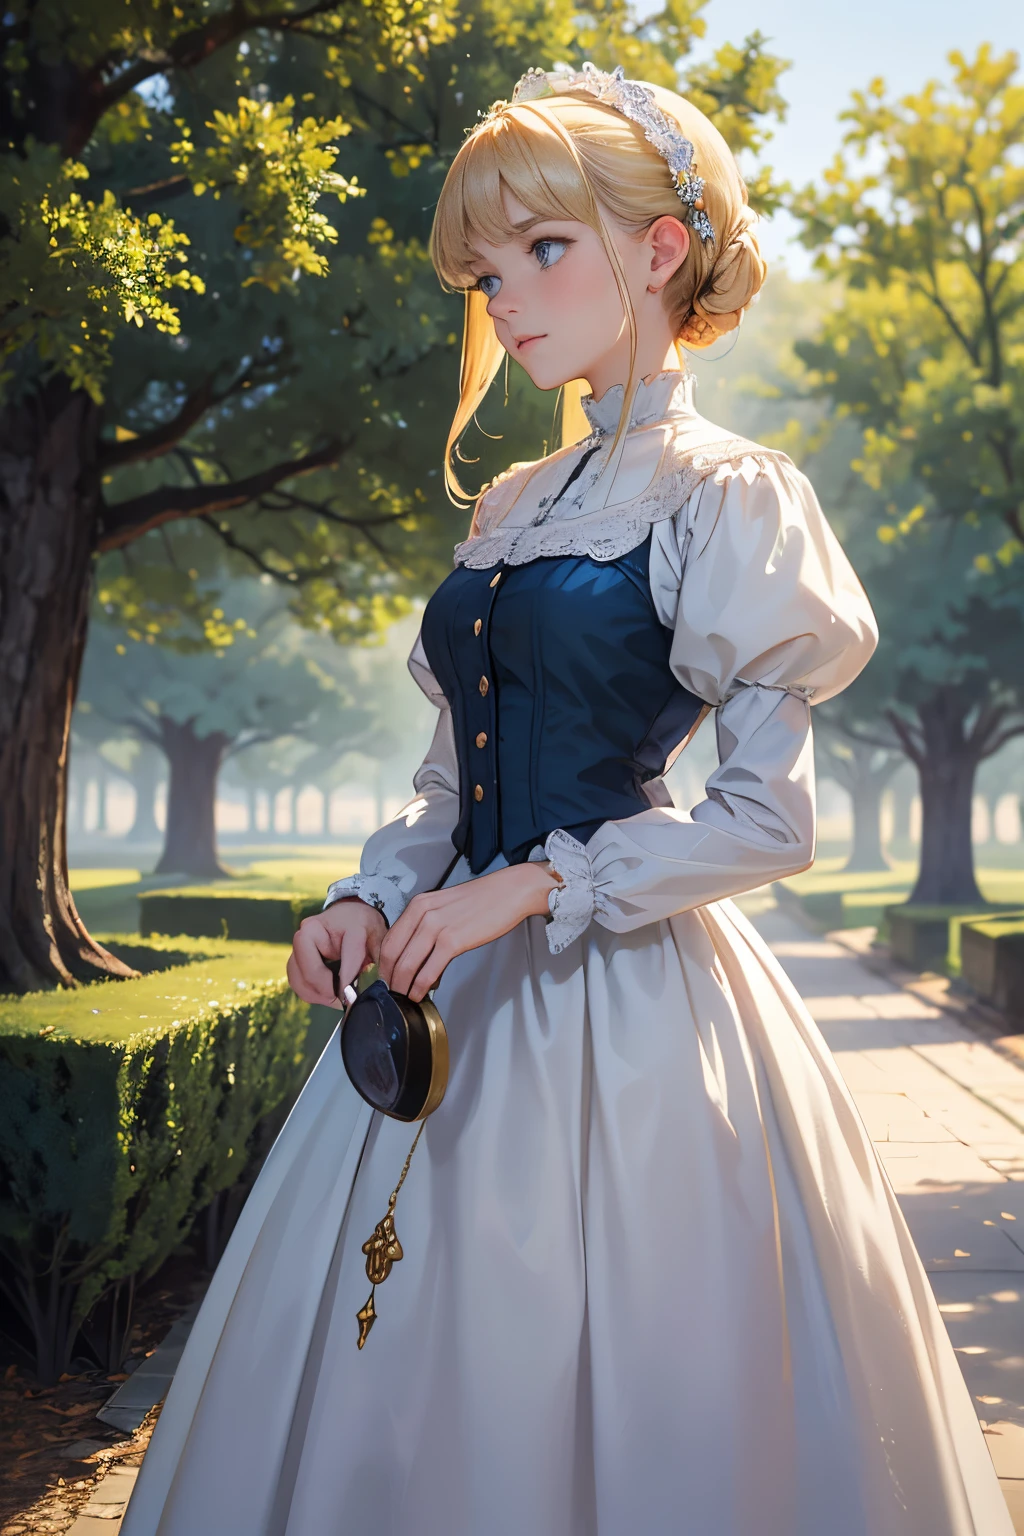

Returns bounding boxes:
[430,82,767,505]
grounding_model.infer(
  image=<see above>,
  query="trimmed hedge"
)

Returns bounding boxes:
[140,888,324,943]
[884,903,1024,973]
[773,883,844,930]
[961,914,1024,1023]
[0,935,332,1382]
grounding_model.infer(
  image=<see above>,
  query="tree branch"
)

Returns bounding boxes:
[883,707,925,767]
[68,1,353,155]
[981,718,1024,759]
[99,377,223,471]
[97,440,343,550]
[122,174,192,204]
[198,515,321,584]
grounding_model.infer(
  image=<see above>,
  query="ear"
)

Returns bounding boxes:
[646,216,690,292]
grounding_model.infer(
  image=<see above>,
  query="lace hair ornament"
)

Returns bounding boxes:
[508,62,715,245]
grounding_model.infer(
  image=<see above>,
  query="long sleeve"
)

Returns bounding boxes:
[324,636,460,925]
[545,455,878,951]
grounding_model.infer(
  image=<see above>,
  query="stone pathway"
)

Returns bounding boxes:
[66,1466,138,1534]
[753,904,1024,1532]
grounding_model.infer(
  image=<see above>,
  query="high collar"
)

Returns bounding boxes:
[581,369,696,436]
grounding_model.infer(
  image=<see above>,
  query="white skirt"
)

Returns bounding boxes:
[121,886,1011,1536]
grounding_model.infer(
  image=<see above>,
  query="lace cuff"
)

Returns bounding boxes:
[323,872,406,928]
[543,829,610,955]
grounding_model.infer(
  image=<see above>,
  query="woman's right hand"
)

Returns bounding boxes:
[287,897,388,1007]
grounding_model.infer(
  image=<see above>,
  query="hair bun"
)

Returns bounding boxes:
[681,206,766,345]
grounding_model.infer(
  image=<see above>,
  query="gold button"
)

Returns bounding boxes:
[475,731,487,748]
[478,676,489,697]
[474,784,484,802]
[489,572,501,588]
[473,618,482,636]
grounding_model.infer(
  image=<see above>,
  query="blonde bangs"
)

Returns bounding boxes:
[431,106,602,289]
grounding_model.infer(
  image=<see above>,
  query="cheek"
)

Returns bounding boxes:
[548,252,622,334]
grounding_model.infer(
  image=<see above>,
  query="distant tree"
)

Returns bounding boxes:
[814,712,903,873]
[77,592,374,876]
[790,47,1024,903]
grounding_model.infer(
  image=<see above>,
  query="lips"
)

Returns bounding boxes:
[513,334,545,351]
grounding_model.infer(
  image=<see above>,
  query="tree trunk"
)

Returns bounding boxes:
[126,746,163,844]
[844,770,890,873]
[889,767,917,848]
[0,380,137,991]
[246,785,258,834]
[907,693,984,905]
[320,786,330,837]
[153,718,231,878]
[95,769,109,833]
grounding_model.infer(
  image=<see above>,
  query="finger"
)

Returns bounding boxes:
[338,926,368,999]
[387,923,443,998]
[286,949,338,1008]
[406,933,459,1001]
[292,916,340,984]
[378,899,428,969]
[378,909,425,986]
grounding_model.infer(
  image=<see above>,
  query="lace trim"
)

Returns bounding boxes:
[456,437,785,569]
[544,829,611,954]
[324,872,405,929]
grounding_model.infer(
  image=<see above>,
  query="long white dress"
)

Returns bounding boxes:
[122,373,1012,1536]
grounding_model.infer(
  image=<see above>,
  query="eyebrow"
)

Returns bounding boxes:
[464,215,570,269]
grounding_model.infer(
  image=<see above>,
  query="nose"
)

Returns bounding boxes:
[486,288,518,322]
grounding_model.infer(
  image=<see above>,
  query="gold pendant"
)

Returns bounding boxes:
[362,1196,404,1284]
[355,1123,424,1349]
[355,1193,405,1348]
[356,1290,377,1349]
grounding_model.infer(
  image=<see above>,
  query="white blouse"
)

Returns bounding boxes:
[326,371,878,952]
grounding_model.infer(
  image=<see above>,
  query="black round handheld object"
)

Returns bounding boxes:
[340,978,449,1122]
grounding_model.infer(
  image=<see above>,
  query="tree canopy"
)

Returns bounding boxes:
[789,47,1024,902]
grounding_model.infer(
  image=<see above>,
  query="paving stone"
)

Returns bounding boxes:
[60,1439,108,1460]
[999,1479,1024,1534]
[850,1090,957,1142]
[877,1140,1009,1191]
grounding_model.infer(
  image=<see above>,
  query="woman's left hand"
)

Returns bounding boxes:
[378,862,559,1001]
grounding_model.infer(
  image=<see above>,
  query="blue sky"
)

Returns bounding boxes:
[669,0,1021,271]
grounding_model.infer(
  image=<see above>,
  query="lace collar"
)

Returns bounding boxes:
[581,369,696,436]
[455,420,781,570]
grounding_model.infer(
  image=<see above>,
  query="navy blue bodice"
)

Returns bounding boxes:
[420,535,707,874]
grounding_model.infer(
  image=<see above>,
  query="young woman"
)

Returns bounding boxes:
[122,65,1011,1536]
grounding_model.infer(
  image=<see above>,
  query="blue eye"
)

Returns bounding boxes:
[477,274,502,298]
[533,238,568,269]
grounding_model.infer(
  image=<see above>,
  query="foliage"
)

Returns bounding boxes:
[0,936,309,1379]
[0,145,204,398]
[790,45,1024,553]
[169,93,365,291]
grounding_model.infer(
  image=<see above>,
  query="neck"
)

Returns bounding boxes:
[584,336,682,402]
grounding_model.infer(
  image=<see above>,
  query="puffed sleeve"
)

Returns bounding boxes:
[543,455,878,952]
[323,633,460,925]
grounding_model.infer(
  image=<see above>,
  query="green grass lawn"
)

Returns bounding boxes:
[71,846,362,934]
[0,934,293,1042]
[779,855,1024,940]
